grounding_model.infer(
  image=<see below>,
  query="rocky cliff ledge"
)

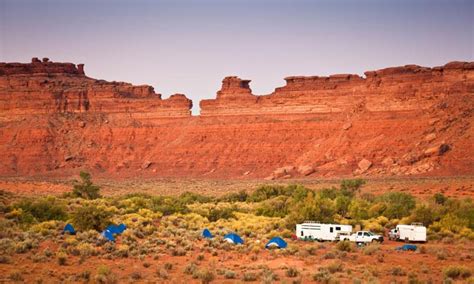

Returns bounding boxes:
[200,62,474,116]
[0,58,192,122]
[0,59,473,179]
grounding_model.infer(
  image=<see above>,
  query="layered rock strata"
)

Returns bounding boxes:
[0,59,473,178]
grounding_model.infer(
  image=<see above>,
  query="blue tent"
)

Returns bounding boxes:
[224,233,244,244]
[102,229,115,242]
[63,223,76,235]
[265,237,287,249]
[202,228,213,239]
[105,224,127,235]
[396,244,417,251]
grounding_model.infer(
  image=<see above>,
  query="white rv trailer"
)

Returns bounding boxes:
[296,221,353,241]
[390,223,427,242]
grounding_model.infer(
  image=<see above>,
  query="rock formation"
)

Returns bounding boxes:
[0,58,473,178]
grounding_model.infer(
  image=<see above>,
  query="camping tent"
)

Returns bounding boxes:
[101,223,127,242]
[224,233,244,244]
[63,223,76,235]
[396,244,417,251]
[265,237,287,249]
[105,224,127,234]
[102,229,115,242]
[202,228,213,239]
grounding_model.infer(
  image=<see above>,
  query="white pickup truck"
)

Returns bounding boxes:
[341,231,384,244]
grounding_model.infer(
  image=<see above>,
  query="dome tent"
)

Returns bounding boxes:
[202,228,213,239]
[63,223,76,235]
[224,233,244,244]
[101,223,127,242]
[265,237,287,249]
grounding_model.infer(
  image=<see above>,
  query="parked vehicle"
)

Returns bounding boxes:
[389,223,427,242]
[296,221,353,241]
[341,231,384,244]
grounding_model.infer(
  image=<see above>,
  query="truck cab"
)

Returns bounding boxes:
[348,231,384,244]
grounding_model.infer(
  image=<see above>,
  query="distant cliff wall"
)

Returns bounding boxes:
[0,58,473,179]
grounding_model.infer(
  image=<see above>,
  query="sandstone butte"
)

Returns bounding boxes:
[0,57,473,179]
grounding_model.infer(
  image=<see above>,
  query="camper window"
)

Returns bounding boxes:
[330,227,333,233]
[336,227,341,231]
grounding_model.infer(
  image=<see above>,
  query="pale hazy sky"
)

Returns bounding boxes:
[1,0,473,114]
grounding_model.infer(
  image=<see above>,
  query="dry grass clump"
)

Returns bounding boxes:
[443,265,471,279]
[390,266,406,276]
[195,268,215,284]
[57,251,67,266]
[95,265,117,284]
[335,240,353,252]
[184,262,198,275]
[9,271,24,282]
[326,261,344,273]
[224,269,236,279]
[286,266,299,277]
[362,243,380,255]
[242,271,258,282]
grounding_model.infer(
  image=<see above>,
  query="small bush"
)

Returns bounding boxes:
[286,266,299,277]
[156,268,169,279]
[336,240,353,252]
[96,265,117,284]
[184,263,198,275]
[390,266,406,276]
[363,244,379,255]
[224,270,236,279]
[443,265,471,279]
[57,251,67,266]
[197,269,215,284]
[11,197,67,224]
[9,271,24,282]
[71,204,112,231]
[242,272,258,281]
[164,262,173,270]
[327,261,344,273]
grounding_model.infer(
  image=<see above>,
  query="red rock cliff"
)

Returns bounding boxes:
[0,59,473,179]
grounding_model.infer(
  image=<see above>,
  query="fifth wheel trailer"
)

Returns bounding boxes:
[389,223,427,242]
[296,222,353,241]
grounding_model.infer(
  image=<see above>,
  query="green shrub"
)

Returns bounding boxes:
[220,190,248,202]
[378,192,416,219]
[71,204,112,231]
[208,207,235,222]
[72,171,101,199]
[11,197,67,224]
[256,196,289,218]
[340,179,366,194]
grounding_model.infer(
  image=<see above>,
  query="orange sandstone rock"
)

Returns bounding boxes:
[0,58,473,179]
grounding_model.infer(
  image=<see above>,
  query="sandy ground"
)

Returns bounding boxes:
[0,238,473,283]
[0,175,473,199]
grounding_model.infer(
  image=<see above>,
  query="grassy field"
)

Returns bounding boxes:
[0,174,473,283]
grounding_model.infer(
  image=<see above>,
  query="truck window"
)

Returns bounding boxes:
[364,232,370,237]
[358,232,362,236]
